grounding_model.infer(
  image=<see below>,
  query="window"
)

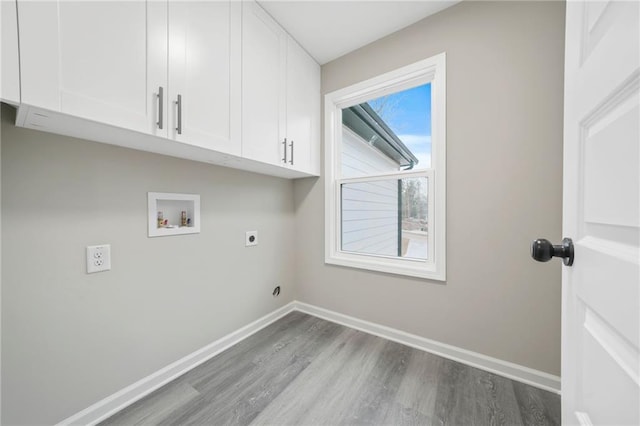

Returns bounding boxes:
[324,53,446,280]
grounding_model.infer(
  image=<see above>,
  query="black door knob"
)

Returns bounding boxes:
[531,238,574,266]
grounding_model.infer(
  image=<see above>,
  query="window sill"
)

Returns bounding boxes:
[325,252,446,281]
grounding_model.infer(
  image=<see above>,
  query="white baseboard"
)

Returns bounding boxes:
[57,302,297,426]
[293,301,561,394]
[59,299,560,425]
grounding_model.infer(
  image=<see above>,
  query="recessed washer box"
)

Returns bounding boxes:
[148,192,200,237]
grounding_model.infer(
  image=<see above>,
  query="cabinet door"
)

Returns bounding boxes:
[1,0,20,104]
[241,1,286,165]
[17,1,167,137]
[285,37,321,174]
[168,1,241,155]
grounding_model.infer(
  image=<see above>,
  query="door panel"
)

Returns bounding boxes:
[286,37,320,174]
[582,94,639,229]
[59,3,146,118]
[169,1,240,155]
[1,0,20,104]
[563,1,639,425]
[16,1,61,111]
[241,1,286,165]
[580,323,639,425]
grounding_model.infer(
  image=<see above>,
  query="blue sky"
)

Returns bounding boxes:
[367,83,432,168]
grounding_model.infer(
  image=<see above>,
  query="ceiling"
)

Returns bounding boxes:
[257,1,461,65]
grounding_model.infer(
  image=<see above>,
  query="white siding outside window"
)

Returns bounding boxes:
[341,127,399,178]
[341,127,400,257]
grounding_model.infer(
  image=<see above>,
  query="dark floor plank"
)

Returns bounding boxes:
[388,349,441,425]
[380,401,436,426]
[513,381,561,426]
[434,357,478,426]
[345,340,412,425]
[435,360,526,426]
[472,368,523,426]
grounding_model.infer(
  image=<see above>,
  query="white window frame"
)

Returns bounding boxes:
[324,53,446,281]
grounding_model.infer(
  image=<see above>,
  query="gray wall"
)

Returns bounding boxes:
[1,105,295,425]
[294,1,565,375]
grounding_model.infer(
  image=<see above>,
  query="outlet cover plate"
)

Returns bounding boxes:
[245,231,258,247]
[87,244,111,273]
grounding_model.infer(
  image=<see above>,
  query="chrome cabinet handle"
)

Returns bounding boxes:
[289,140,294,165]
[157,87,164,129]
[176,94,182,135]
[282,138,287,163]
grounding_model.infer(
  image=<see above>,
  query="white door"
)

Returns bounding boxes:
[241,1,286,166]
[168,0,241,155]
[562,1,639,425]
[17,1,167,137]
[285,36,320,174]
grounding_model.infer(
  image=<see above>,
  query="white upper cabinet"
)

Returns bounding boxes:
[17,1,167,138]
[241,1,287,166]
[168,1,241,155]
[285,36,321,175]
[1,0,20,104]
[242,1,320,174]
[12,0,319,178]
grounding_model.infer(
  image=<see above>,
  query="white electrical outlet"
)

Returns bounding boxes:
[245,231,258,247]
[87,244,111,273]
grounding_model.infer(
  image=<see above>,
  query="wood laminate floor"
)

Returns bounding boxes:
[101,312,560,426]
